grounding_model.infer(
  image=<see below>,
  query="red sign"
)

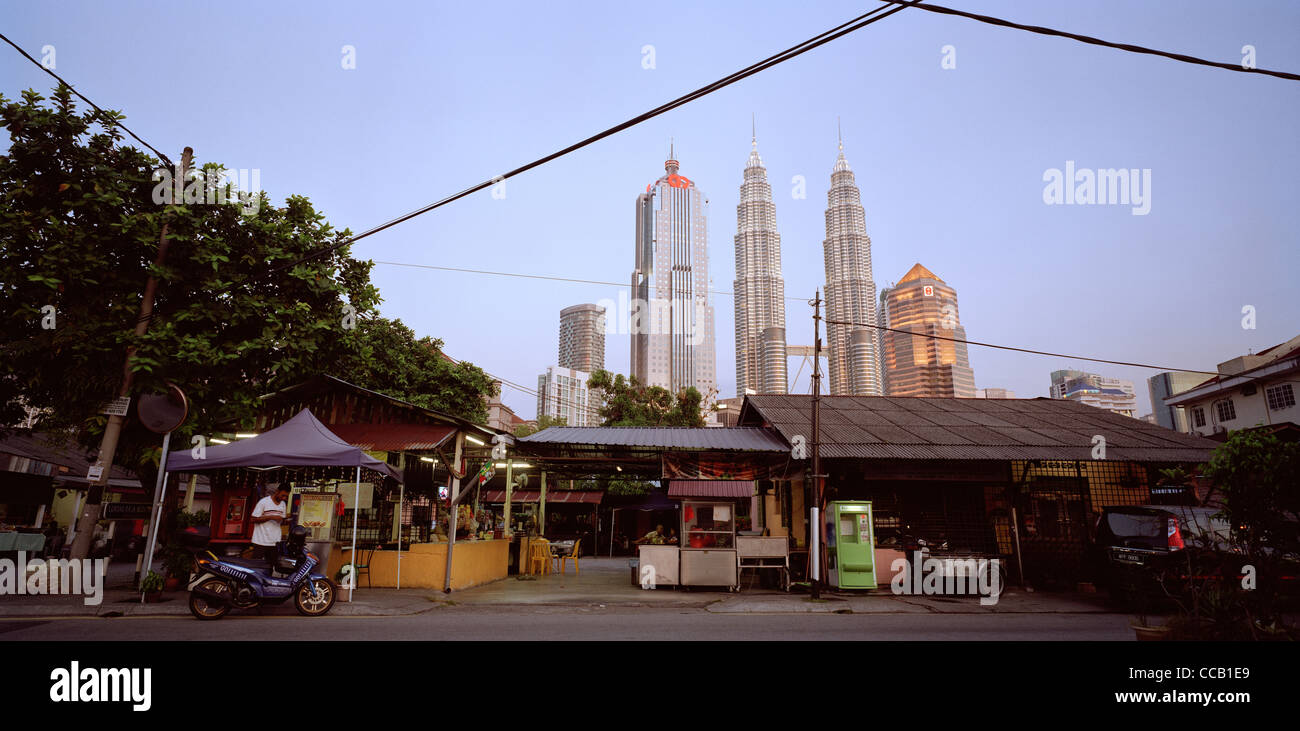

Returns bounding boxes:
[923,285,934,296]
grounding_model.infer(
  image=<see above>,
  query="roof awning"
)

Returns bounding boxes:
[479,490,603,504]
[667,480,753,498]
[324,423,456,451]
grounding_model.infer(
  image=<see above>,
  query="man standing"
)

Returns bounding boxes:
[250,483,290,563]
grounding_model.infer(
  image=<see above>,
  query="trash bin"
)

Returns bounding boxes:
[629,558,640,586]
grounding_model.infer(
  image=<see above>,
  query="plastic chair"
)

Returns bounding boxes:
[528,539,553,575]
[558,538,582,575]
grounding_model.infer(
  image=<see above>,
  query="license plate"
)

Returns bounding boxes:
[1114,552,1143,564]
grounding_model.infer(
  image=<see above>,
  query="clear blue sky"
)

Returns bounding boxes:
[5,0,1298,418]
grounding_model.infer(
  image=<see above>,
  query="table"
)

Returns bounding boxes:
[548,540,575,557]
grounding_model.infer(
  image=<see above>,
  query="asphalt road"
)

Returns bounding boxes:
[0,606,1135,641]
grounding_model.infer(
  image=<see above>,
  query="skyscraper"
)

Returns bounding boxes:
[536,366,598,426]
[1147,371,1205,431]
[733,124,787,395]
[822,130,882,395]
[880,263,977,398]
[558,303,605,373]
[630,144,717,397]
[1049,369,1138,417]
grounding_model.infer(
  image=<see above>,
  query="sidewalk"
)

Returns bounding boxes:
[0,557,1119,618]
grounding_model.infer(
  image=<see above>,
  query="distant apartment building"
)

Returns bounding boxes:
[1164,334,1300,439]
[879,263,976,398]
[558,304,605,373]
[977,388,1016,399]
[1048,369,1139,417]
[1147,371,1208,432]
[536,366,598,427]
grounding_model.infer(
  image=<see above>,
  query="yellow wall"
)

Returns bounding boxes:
[326,539,508,591]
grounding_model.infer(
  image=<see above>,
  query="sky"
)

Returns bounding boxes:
[4,0,1298,419]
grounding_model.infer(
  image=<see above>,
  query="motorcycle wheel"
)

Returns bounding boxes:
[294,578,336,617]
[189,578,231,620]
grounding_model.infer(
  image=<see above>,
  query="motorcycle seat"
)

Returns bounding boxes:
[224,556,273,571]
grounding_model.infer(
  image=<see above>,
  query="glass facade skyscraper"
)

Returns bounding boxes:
[733,129,787,395]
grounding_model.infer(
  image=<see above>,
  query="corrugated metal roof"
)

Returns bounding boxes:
[324,423,456,451]
[667,480,754,498]
[741,394,1217,463]
[519,426,787,452]
[479,490,602,504]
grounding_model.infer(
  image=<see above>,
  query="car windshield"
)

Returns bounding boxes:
[1106,513,1165,538]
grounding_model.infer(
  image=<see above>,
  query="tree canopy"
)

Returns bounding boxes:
[586,370,705,427]
[0,86,494,471]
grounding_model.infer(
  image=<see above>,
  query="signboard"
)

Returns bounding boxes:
[922,285,934,297]
[101,397,131,416]
[103,502,152,520]
[86,465,104,481]
[349,483,374,510]
[297,493,338,541]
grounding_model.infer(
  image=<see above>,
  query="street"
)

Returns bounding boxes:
[0,606,1135,641]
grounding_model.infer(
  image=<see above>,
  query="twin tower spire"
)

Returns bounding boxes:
[733,118,882,397]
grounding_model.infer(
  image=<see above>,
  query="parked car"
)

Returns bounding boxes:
[1089,505,1242,603]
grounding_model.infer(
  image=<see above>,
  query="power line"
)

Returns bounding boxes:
[0,33,175,166]
[878,0,1300,81]
[372,260,811,302]
[213,1,923,297]
[824,317,1219,375]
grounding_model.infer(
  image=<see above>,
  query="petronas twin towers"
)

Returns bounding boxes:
[732,123,882,396]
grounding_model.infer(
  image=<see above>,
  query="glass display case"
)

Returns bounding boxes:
[680,500,738,589]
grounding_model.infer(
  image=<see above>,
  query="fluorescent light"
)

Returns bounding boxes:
[465,435,485,446]
[210,438,230,445]
[235,433,258,439]
[495,462,530,469]
[420,457,436,464]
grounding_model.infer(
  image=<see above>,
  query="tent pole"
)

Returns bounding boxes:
[349,466,360,602]
[141,431,173,603]
[396,480,404,590]
[442,432,464,593]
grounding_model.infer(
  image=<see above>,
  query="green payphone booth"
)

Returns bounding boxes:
[828,501,876,589]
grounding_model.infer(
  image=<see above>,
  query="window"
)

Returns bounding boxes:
[1215,399,1236,423]
[1191,407,1206,428]
[1266,384,1296,411]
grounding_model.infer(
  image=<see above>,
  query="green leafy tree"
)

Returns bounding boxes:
[513,414,566,438]
[0,86,493,470]
[587,370,705,427]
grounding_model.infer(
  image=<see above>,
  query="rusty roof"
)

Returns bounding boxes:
[738,395,1218,463]
[519,426,787,452]
[324,423,457,451]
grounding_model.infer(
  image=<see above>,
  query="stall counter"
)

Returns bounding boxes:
[325,539,508,590]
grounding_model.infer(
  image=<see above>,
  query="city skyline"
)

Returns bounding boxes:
[7,1,1294,421]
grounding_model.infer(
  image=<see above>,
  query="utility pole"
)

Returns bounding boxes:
[71,147,192,559]
[810,290,824,600]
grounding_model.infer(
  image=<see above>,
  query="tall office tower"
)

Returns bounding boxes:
[630,144,717,397]
[879,263,977,398]
[1050,369,1139,417]
[822,131,882,395]
[1147,371,1205,431]
[558,303,606,373]
[733,126,788,395]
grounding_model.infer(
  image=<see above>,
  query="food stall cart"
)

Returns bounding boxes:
[680,499,738,590]
[637,543,679,588]
[736,535,789,591]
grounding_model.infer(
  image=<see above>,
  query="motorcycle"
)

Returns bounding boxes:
[183,524,336,620]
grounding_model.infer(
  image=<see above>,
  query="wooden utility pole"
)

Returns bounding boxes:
[810,290,824,599]
[71,147,192,559]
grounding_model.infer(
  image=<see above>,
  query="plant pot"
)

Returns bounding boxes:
[143,591,163,603]
[164,576,182,592]
[1131,623,1170,641]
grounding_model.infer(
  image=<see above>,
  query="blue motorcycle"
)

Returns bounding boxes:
[184,525,336,620]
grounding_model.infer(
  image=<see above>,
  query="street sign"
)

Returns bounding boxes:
[102,397,131,416]
[86,465,104,481]
[137,383,188,434]
[103,502,152,520]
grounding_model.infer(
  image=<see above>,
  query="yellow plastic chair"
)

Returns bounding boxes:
[528,539,553,575]
[558,538,582,575]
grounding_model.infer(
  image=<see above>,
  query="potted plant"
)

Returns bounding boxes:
[141,571,164,602]
[161,543,193,590]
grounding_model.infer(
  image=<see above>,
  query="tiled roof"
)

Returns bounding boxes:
[739,395,1217,463]
[324,423,456,451]
[667,480,754,498]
